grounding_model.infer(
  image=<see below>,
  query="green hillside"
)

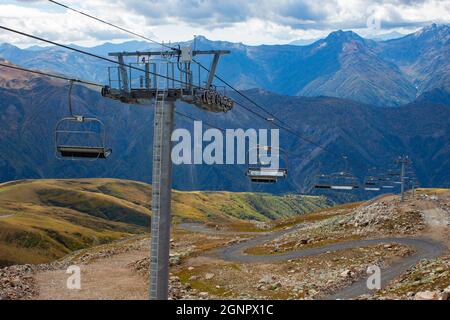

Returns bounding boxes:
[0,179,327,266]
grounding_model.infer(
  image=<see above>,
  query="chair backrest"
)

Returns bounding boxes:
[55,116,110,160]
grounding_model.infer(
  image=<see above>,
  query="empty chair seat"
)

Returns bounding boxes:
[363,177,381,191]
[246,168,287,183]
[55,81,112,161]
[331,185,358,190]
[245,146,288,184]
[55,116,112,161]
[328,172,360,190]
[57,146,112,159]
[314,184,332,189]
[314,174,332,189]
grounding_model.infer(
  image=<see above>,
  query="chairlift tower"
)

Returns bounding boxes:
[101,47,233,300]
[395,155,411,202]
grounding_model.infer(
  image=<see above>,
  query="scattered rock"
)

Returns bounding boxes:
[270,282,282,290]
[340,270,351,278]
[169,255,182,266]
[204,273,215,280]
[258,275,274,284]
[0,265,38,300]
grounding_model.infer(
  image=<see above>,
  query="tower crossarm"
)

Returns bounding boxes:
[102,49,234,113]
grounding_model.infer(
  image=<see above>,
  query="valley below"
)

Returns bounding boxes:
[0,179,448,300]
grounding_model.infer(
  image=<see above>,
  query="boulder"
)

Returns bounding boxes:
[340,270,351,278]
[204,273,215,280]
[415,291,441,300]
[258,275,274,284]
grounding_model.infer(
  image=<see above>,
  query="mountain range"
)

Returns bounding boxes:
[0,62,449,195]
[0,24,448,107]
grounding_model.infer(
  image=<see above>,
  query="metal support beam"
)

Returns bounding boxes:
[149,98,175,300]
[400,160,405,201]
[206,53,220,89]
[108,50,230,57]
[396,155,410,202]
[145,63,150,90]
[117,54,129,92]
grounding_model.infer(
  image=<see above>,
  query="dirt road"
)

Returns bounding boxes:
[34,249,148,300]
[190,225,445,299]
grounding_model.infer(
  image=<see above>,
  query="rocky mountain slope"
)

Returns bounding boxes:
[1,24,448,107]
[0,62,449,193]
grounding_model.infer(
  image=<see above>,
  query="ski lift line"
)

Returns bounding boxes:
[1,23,354,170]
[40,0,367,173]
[0,37,387,181]
[0,26,387,176]
[0,63,102,87]
[47,0,177,52]
[3,53,404,189]
[0,25,194,89]
[42,0,364,171]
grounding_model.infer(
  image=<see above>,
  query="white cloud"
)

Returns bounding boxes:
[0,0,448,47]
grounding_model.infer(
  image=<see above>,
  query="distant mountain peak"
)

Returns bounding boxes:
[423,23,448,32]
[194,35,209,41]
[414,23,449,39]
[0,43,19,51]
[325,30,364,43]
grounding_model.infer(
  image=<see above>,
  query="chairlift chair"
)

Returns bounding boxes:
[314,174,332,189]
[363,176,381,191]
[329,171,360,190]
[55,81,112,160]
[387,169,400,177]
[378,176,395,189]
[246,146,288,184]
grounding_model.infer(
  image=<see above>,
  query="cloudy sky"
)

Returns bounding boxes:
[0,0,449,47]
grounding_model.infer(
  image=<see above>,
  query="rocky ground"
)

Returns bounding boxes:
[244,196,426,255]
[1,190,449,300]
[0,264,37,300]
[170,243,414,300]
[371,255,450,300]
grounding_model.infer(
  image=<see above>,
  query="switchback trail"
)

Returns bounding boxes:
[179,223,445,299]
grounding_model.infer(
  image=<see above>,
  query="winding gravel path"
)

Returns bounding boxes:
[179,223,446,299]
